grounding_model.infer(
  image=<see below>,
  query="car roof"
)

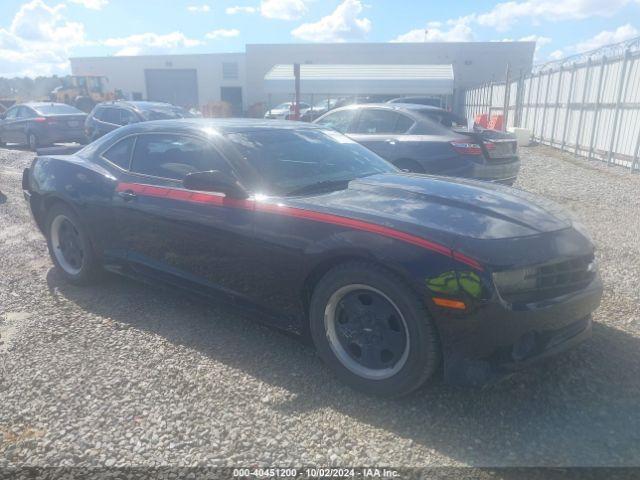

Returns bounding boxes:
[96,100,178,110]
[22,102,69,108]
[115,118,325,135]
[332,103,446,114]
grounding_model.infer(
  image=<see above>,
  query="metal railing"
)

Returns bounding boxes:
[463,36,640,171]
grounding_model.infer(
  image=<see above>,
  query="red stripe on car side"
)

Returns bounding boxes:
[115,182,483,270]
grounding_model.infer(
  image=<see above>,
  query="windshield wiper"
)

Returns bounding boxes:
[286,179,352,196]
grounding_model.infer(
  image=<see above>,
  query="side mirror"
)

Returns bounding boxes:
[183,170,248,199]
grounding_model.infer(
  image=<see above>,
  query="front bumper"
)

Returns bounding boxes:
[439,274,602,386]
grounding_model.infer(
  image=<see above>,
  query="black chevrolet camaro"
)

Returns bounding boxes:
[22,119,602,396]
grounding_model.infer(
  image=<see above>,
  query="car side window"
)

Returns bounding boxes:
[18,107,36,119]
[395,114,415,133]
[102,136,135,170]
[102,108,122,125]
[353,110,414,135]
[315,110,356,133]
[130,134,230,181]
[4,107,18,119]
[119,109,138,125]
[92,107,105,121]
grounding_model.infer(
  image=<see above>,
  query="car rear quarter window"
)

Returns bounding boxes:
[315,109,356,133]
[119,109,138,125]
[102,136,135,170]
[130,134,230,181]
[414,111,458,135]
[395,114,415,133]
[353,110,414,134]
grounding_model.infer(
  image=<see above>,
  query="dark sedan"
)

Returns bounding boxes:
[0,102,87,151]
[315,103,520,185]
[85,101,196,141]
[23,119,601,396]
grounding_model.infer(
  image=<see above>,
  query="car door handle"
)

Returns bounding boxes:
[385,139,397,145]
[118,190,137,202]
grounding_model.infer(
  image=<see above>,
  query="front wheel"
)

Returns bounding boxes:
[45,203,102,284]
[309,262,441,397]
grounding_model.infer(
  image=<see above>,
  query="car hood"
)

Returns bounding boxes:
[289,173,572,242]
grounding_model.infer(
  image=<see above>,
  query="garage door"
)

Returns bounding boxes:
[144,69,199,108]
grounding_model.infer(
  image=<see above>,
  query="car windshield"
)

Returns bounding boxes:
[273,103,292,110]
[34,104,83,115]
[140,106,194,121]
[313,99,336,110]
[227,128,396,196]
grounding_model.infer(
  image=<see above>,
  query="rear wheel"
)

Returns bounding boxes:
[45,203,102,284]
[310,262,440,397]
[27,132,39,151]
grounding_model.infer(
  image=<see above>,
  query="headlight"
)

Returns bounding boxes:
[492,267,537,295]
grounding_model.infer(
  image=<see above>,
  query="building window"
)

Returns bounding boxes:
[222,62,239,80]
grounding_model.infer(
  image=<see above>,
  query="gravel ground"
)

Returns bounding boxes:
[0,145,639,468]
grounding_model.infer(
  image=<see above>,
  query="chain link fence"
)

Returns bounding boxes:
[463,36,640,171]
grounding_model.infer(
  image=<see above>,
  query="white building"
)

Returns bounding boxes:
[70,41,535,115]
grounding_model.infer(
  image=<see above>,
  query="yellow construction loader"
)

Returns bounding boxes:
[51,75,120,112]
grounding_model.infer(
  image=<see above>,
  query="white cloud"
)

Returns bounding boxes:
[0,0,86,77]
[102,31,203,56]
[519,34,551,47]
[68,0,108,9]
[226,5,257,14]
[187,4,211,13]
[512,34,552,58]
[549,49,564,60]
[573,24,638,52]
[396,0,638,44]
[476,0,635,31]
[291,0,371,42]
[205,28,241,39]
[392,18,473,42]
[545,24,639,60]
[261,0,308,20]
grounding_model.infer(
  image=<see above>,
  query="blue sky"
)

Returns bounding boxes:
[1,0,639,77]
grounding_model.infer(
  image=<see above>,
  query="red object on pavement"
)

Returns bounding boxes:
[474,114,489,128]
[488,115,504,131]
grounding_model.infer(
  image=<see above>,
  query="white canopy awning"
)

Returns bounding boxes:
[264,64,454,96]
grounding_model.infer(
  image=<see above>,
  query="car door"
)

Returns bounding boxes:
[111,132,257,300]
[347,109,415,162]
[17,106,38,144]
[1,106,21,143]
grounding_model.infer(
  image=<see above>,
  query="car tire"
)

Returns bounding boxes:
[394,158,425,174]
[309,262,441,397]
[27,132,38,152]
[45,203,102,285]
